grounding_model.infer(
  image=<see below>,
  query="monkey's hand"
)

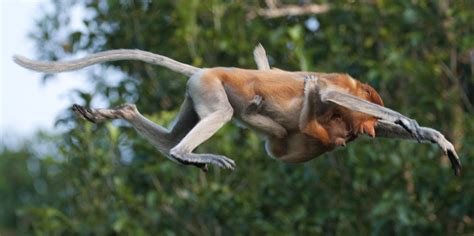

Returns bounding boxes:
[303,75,321,97]
[376,120,461,176]
[395,118,422,142]
[246,95,263,114]
[420,127,461,176]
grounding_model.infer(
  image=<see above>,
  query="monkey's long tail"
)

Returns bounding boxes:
[13,49,200,76]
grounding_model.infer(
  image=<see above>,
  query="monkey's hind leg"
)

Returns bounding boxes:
[72,97,209,171]
[73,103,177,152]
[169,75,237,170]
[72,103,138,123]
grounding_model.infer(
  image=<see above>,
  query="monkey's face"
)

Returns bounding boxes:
[347,83,384,138]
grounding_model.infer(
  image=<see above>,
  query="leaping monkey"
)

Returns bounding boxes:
[13,45,461,176]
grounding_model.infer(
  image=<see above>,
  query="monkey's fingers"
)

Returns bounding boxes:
[252,95,263,105]
[420,127,462,176]
[177,159,209,172]
[395,118,422,143]
[434,133,461,176]
[303,75,319,91]
[448,149,461,176]
[375,120,461,176]
[172,153,236,171]
[72,104,99,123]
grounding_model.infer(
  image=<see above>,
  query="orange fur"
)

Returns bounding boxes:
[322,74,383,142]
[204,68,384,149]
[302,119,331,144]
[207,68,304,102]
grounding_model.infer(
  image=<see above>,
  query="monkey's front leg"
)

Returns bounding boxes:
[240,95,288,138]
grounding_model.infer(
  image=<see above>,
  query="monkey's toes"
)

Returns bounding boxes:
[72,104,101,123]
[170,151,236,171]
[335,138,347,147]
[447,150,461,177]
[114,104,138,120]
[251,95,263,105]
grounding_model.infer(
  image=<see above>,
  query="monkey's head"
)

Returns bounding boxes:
[349,82,385,138]
[331,74,384,107]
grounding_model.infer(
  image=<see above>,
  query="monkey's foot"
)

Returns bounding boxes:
[181,162,209,172]
[334,137,347,147]
[245,95,263,114]
[72,104,138,123]
[250,95,263,106]
[169,151,236,170]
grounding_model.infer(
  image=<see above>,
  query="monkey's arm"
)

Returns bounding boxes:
[320,90,422,141]
[321,89,461,175]
[253,44,420,138]
[297,76,333,143]
[375,120,461,176]
[299,76,319,130]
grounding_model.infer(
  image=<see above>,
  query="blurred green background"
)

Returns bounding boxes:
[1,0,473,235]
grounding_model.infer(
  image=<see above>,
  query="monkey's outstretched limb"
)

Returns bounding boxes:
[320,90,422,141]
[169,73,237,170]
[375,120,461,176]
[72,98,209,172]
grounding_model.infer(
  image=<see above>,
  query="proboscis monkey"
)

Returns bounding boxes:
[13,45,461,176]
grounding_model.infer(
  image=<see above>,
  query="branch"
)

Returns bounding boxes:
[248,3,330,20]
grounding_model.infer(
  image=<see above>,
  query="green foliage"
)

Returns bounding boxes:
[2,0,473,234]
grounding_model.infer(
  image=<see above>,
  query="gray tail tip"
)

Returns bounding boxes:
[12,55,39,71]
[12,55,27,66]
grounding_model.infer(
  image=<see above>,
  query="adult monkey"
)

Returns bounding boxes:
[13,45,461,175]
